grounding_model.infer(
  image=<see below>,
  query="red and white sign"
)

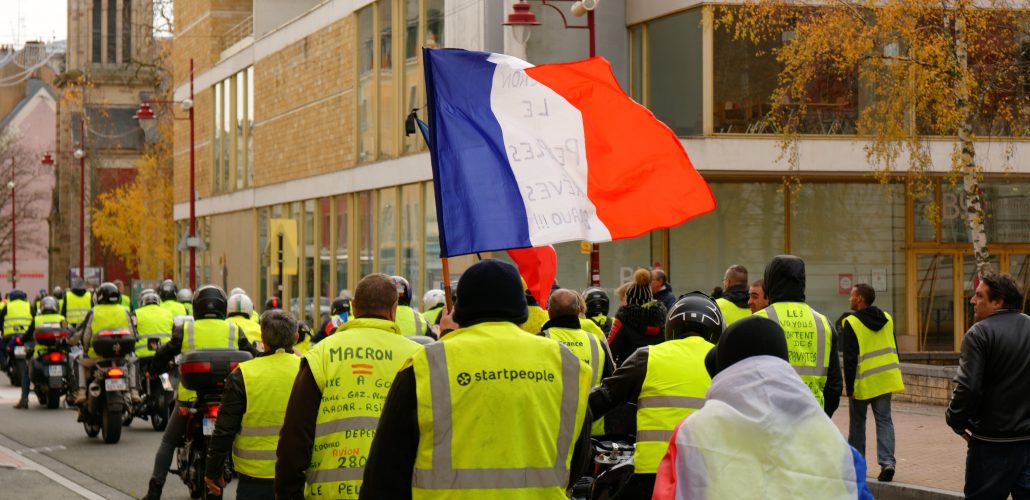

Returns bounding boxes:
[838,274,854,295]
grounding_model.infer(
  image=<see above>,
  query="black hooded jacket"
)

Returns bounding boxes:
[608,302,668,367]
[840,306,891,397]
[721,284,749,309]
[763,255,843,416]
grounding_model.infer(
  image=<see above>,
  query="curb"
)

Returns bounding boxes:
[870,480,963,500]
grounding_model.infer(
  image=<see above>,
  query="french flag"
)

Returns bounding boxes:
[424,48,715,257]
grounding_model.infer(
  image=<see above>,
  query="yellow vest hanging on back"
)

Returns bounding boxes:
[232,352,300,478]
[543,325,607,436]
[3,300,31,335]
[135,304,174,358]
[177,319,240,402]
[845,313,905,401]
[65,292,92,326]
[715,297,751,326]
[756,303,832,407]
[635,336,713,474]
[410,322,591,500]
[303,318,422,499]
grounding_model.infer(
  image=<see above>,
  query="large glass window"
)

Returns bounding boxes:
[304,200,316,326]
[258,207,269,305]
[335,195,349,294]
[358,7,375,162]
[122,0,132,62]
[107,0,117,63]
[400,184,421,306]
[222,80,231,190]
[629,26,643,103]
[236,72,246,190]
[916,253,955,351]
[246,66,254,186]
[425,0,445,49]
[319,198,332,322]
[424,183,443,292]
[213,83,222,192]
[402,0,422,154]
[379,0,396,159]
[92,0,102,63]
[357,191,374,278]
[647,9,703,135]
[378,187,397,275]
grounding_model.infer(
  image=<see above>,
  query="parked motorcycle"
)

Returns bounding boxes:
[31,324,72,409]
[172,348,252,499]
[123,338,177,431]
[79,329,136,444]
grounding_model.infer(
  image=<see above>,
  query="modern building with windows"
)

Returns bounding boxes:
[172,0,1030,353]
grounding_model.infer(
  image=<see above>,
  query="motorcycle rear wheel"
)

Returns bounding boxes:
[150,392,169,431]
[46,391,60,409]
[101,407,122,444]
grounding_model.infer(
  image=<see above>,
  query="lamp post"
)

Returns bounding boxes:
[505,0,601,286]
[7,158,14,288]
[41,119,88,281]
[135,58,196,289]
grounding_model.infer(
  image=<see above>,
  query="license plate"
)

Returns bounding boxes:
[13,346,26,358]
[105,378,127,391]
[160,373,173,391]
[48,365,63,377]
[202,417,215,436]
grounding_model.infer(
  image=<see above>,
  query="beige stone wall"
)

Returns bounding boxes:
[205,208,257,293]
[893,364,958,406]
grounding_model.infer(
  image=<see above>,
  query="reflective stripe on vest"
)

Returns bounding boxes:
[134,305,174,356]
[846,313,904,400]
[178,319,240,402]
[65,292,92,325]
[3,300,31,334]
[186,321,237,351]
[232,353,300,478]
[542,328,602,387]
[412,342,581,490]
[762,305,828,377]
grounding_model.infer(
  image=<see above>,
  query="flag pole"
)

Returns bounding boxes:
[442,257,453,311]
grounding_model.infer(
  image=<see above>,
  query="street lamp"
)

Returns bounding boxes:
[135,58,197,289]
[504,0,601,285]
[41,119,88,281]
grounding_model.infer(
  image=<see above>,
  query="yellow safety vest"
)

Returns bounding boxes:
[579,318,607,346]
[716,297,752,326]
[182,302,193,316]
[250,310,260,322]
[395,305,432,337]
[544,325,607,436]
[162,300,188,317]
[135,305,174,358]
[232,352,301,478]
[119,295,131,310]
[88,304,134,359]
[304,318,422,499]
[423,307,443,325]
[410,322,591,500]
[3,300,32,335]
[33,313,65,356]
[845,313,905,401]
[228,315,262,347]
[635,336,713,474]
[756,303,833,407]
[65,291,92,326]
[178,319,240,402]
[520,305,549,334]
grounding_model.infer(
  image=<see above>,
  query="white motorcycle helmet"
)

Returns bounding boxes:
[227,293,254,317]
[422,289,446,310]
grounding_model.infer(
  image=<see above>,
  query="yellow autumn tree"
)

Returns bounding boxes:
[721,0,1030,277]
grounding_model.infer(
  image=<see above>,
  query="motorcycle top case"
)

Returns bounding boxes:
[91,329,137,357]
[34,326,70,347]
[179,349,253,393]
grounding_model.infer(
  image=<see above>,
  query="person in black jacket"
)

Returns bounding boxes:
[947,273,1030,499]
[609,269,668,366]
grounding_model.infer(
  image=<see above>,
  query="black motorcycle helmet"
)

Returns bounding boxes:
[40,296,59,314]
[666,291,724,343]
[7,289,26,301]
[583,287,610,317]
[330,298,350,316]
[158,279,178,302]
[391,276,412,306]
[95,282,121,305]
[70,278,86,293]
[193,285,228,320]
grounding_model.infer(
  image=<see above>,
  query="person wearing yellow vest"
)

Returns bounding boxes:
[143,285,258,500]
[716,264,752,328]
[359,259,593,500]
[114,279,132,311]
[520,292,550,334]
[583,287,614,335]
[72,283,138,405]
[134,289,174,362]
[203,309,302,498]
[178,288,194,316]
[390,276,434,338]
[275,273,423,499]
[589,292,720,497]
[754,255,843,416]
[61,278,92,329]
[25,296,66,409]
[841,283,904,483]
[158,279,188,317]
[541,289,614,438]
[227,293,263,349]
[311,298,352,346]
[3,289,35,409]
[421,289,446,337]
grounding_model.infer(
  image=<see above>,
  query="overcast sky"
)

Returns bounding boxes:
[0,0,67,47]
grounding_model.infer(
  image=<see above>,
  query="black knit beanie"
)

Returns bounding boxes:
[625,268,653,306]
[453,259,529,327]
[705,315,789,378]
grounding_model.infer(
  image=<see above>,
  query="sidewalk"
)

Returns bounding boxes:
[831,398,966,497]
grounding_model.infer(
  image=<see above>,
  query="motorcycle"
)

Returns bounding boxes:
[123,338,177,431]
[31,325,72,409]
[570,438,636,500]
[79,329,136,444]
[172,348,252,499]
[3,331,28,387]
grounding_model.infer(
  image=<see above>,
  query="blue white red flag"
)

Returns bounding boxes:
[423,48,715,257]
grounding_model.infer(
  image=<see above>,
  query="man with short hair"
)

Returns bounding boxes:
[205,310,301,498]
[716,265,751,326]
[651,269,676,311]
[947,273,1030,499]
[748,279,768,313]
[276,274,423,499]
[842,283,904,483]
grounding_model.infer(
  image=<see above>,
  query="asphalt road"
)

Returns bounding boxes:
[0,383,239,499]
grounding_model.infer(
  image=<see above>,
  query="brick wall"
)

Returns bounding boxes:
[895,363,958,406]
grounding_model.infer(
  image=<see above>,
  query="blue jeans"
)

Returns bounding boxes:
[848,393,896,467]
[965,438,1030,500]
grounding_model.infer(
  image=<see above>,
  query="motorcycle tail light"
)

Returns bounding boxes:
[15,336,22,345]
[178,406,190,417]
[205,405,220,419]
[107,367,125,378]
[47,352,64,363]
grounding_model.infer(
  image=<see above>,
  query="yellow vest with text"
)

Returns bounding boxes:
[162,300,188,317]
[410,322,591,500]
[636,336,713,474]
[544,325,607,436]
[303,318,422,499]
[232,352,301,478]
[845,313,905,401]
[395,305,432,337]
[87,304,134,359]
[64,291,92,326]
[228,315,263,347]
[33,313,65,355]
[3,300,32,335]
[135,304,174,358]
[716,297,752,326]
[178,319,241,402]
[520,305,550,334]
[756,303,833,407]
